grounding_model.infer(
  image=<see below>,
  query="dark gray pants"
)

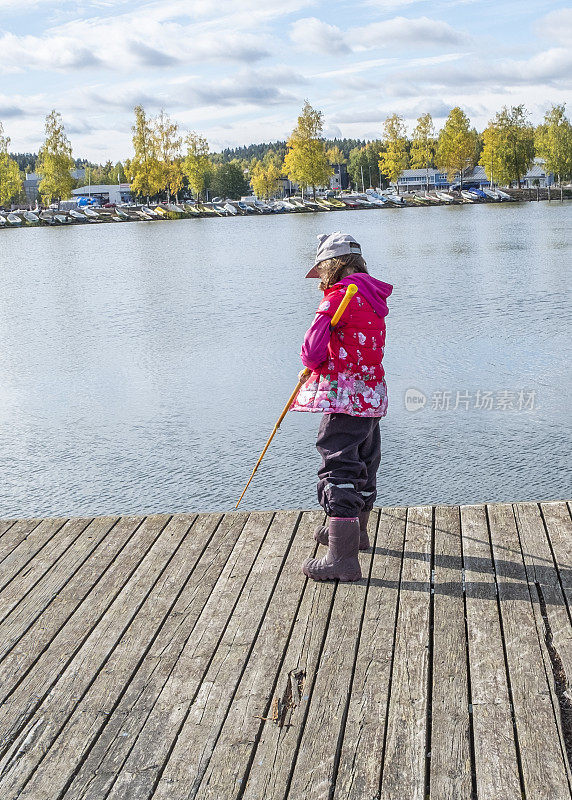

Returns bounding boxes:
[316,413,382,518]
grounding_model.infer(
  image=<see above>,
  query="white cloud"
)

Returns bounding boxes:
[364,0,429,10]
[0,25,272,73]
[0,0,320,74]
[400,47,572,90]
[290,17,351,54]
[84,66,305,112]
[353,16,470,49]
[537,8,572,47]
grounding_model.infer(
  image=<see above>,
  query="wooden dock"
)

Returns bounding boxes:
[0,502,571,799]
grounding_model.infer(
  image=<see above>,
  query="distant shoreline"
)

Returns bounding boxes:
[1,187,570,229]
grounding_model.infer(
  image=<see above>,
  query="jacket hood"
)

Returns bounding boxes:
[335,273,393,318]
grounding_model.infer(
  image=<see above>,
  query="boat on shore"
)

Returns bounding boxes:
[1,186,555,233]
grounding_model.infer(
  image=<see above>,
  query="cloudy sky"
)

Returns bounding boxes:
[1,0,570,161]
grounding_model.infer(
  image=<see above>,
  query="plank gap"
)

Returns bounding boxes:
[376,507,408,798]
[485,505,528,798]
[327,511,383,800]
[459,513,479,800]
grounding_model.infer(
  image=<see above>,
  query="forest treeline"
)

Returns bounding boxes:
[1,99,571,205]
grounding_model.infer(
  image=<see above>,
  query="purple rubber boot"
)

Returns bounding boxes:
[303,517,362,582]
[314,510,371,550]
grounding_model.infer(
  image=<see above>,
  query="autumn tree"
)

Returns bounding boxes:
[130,105,162,202]
[410,113,436,190]
[154,109,183,202]
[250,157,282,199]
[0,121,23,206]
[283,100,333,198]
[183,132,211,200]
[378,115,409,193]
[436,107,476,188]
[479,105,534,187]
[326,145,346,165]
[535,104,572,184]
[479,122,503,186]
[36,110,74,204]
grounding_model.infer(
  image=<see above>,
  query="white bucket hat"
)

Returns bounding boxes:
[305,231,362,277]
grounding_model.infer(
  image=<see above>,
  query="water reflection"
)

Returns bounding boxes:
[0,201,570,516]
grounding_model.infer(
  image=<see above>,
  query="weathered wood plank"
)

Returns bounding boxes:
[0,516,96,625]
[192,510,324,800]
[125,510,300,800]
[0,516,144,705]
[488,502,572,799]
[514,502,572,779]
[430,505,472,798]
[239,531,337,800]
[0,518,65,588]
[0,518,42,564]
[0,502,568,800]
[244,511,377,800]
[13,513,228,800]
[0,519,16,540]
[541,502,572,619]
[79,510,273,800]
[333,507,406,800]
[461,503,521,800]
[379,505,432,800]
[0,514,171,769]
[0,516,118,662]
[61,511,249,800]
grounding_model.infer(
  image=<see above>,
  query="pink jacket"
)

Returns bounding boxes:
[291,273,393,417]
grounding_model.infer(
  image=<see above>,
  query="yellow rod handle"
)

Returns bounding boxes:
[235,283,358,509]
[330,283,358,326]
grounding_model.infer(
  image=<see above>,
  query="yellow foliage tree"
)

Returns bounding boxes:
[0,121,23,206]
[183,132,211,200]
[36,110,74,205]
[436,107,476,187]
[378,114,409,192]
[283,100,332,198]
[535,104,572,185]
[479,105,534,187]
[130,105,163,202]
[326,145,347,165]
[154,109,183,202]
[250,159,281,199]
[410,113,436,190]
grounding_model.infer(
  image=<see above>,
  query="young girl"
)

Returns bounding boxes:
[291,231,393,582]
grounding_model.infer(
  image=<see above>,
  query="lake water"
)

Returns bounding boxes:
[0,201,570,518]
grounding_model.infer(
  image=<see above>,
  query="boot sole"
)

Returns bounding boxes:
[302,569,362,582]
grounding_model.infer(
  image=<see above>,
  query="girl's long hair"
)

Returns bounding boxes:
[317,253,368,291]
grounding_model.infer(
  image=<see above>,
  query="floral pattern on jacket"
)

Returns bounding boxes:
[291,281,389,417]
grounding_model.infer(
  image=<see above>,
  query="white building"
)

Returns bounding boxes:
[521,159,554,188]
[396,168,450,192]
[72,183,133,204]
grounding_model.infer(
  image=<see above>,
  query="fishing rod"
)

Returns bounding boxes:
[235,283,358,509]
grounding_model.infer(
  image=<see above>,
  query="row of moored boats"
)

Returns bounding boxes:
[0,188,514,228]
